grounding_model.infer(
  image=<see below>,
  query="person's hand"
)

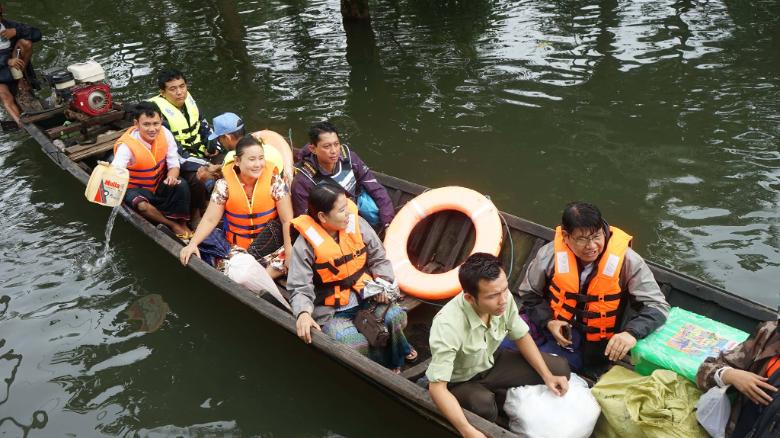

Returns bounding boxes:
[723,368,777,405]
[605,331,637,361]
[547,320,572,347]
[374,291,390,304]
[164,175,180,186]
[296,312,321,344]
[544,374,569,396]
[179,244,200,265]
[7,57,24,71]
[1,27,17,39]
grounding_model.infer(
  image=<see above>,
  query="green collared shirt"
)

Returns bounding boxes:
[426,292,529,383]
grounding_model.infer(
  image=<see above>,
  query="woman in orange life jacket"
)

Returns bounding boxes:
[287,182,416,372]
[179,135,293,279]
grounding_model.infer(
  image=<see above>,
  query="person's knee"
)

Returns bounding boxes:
[460,390,498,422]
[383,304,407,329]
[544,353,571,377]
[135,200,151,213]
[16,39,32,52]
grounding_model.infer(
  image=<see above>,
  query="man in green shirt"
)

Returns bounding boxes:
[427,253,570,437]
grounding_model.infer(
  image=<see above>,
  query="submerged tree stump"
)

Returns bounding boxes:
[341,0,370,21]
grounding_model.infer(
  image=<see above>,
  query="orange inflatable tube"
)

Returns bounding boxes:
[384,186,503,300]
[253,130,294,183]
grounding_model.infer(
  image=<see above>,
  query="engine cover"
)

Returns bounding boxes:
[70,83,112,117]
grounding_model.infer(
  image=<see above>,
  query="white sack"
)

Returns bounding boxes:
[504,373,600,438]
[696,385,731,438]
[225,252,291,312]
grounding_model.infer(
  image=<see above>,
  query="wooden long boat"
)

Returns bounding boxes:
[21,107,775,437]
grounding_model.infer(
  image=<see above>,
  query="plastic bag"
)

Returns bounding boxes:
[357,191,380,227]
[696,386,731,438]
[504,373,599,438]
[631,307,749,382]
[592,366,708,438]
[224,252,291,312]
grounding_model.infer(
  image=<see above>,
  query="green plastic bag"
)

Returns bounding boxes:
[631,307,749,382]
[592,366,708,438]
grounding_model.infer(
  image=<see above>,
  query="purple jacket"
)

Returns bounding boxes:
[291,145,395,227]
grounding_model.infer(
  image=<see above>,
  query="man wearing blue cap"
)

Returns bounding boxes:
[209,112,284,173]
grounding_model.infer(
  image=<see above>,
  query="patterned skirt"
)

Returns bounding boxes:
[322,301,412,370]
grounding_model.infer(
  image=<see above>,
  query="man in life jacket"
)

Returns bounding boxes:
[111,102,192,237]
[291,121,395,229]
[517,201,669,376]
[697,316,779,438]
[0,3,42,129]
[149,68,218,222]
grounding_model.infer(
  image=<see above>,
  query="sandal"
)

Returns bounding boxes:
[176,231,194,243]
[405,347,418,362]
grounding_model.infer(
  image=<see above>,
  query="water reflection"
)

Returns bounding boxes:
[126,294,170,333]
[0,411,48,438]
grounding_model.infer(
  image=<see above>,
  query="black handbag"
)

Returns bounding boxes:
[354,303,391,348]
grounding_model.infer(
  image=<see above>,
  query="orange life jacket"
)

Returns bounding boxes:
[548,226,632,342]
[223,161,278,249]
[113,127,168,191]
[291,201,372,307]
[766,355,780,378]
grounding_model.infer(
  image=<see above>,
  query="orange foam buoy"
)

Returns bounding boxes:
[253,130,294,182]
[384,186,503,300]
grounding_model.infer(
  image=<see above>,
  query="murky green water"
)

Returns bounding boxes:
[2,0,778,435]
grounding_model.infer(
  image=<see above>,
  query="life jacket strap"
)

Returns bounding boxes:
[313,247,367,273]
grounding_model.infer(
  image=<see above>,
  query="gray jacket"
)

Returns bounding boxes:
[516,241,670,340]
[288,216,395,326]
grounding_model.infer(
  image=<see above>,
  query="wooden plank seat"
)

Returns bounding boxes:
[66,130,123,162]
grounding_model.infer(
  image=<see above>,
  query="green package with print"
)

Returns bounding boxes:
[630,307,749,382]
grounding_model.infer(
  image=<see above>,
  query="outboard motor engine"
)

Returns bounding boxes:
[45,61,113,117]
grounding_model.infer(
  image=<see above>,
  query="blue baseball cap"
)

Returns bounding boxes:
[208,112,244,141]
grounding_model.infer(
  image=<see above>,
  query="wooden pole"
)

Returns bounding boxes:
[341,0,370,21]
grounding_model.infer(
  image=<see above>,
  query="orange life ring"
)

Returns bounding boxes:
[253,130,294,183]
[384,186,503,300]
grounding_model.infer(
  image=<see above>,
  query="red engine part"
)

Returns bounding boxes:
[70,83,112,117]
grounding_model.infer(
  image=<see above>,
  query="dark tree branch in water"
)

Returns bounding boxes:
[341,0,370,21]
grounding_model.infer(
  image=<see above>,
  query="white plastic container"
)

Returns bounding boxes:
[68,61,106,83]
[85,161,128,207]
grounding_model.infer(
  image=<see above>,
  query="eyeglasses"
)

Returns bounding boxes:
[570,231,604,248]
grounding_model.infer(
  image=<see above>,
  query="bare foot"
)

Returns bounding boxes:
[170,223,191,236]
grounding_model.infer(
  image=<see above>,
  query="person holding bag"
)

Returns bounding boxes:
[288,182,416,372]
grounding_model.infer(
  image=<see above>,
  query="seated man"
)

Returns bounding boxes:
[209,112,284,173]
[697,317,779,438]
[291,121,394,229]
[517,201,670,376]
[150,68,216,221]
[427,253,570,436]
[0,4,42,127]
[112,102,192,237]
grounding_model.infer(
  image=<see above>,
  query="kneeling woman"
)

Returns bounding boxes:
[180,135,293,279]
[288,183,415,371]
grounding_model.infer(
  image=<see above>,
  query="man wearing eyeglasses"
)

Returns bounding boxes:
[516,201,669,376]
